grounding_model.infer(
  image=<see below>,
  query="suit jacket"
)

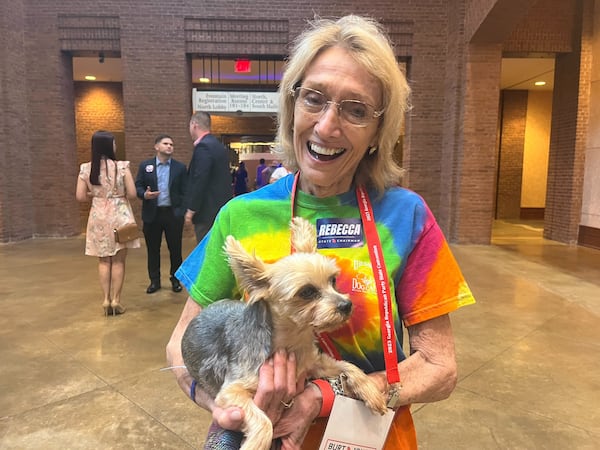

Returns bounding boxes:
[185,134,232,224]
[135,157,187,223]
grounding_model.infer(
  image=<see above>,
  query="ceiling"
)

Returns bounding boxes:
[73,57,123,82]
[72,56,556,91]
[500,57,555,90]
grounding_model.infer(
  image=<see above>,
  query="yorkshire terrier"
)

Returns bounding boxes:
[181,217,387,450]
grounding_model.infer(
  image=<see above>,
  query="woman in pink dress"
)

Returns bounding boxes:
[76,130,140,316]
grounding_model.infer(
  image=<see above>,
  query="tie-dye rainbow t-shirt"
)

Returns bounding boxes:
[176,174,475,374]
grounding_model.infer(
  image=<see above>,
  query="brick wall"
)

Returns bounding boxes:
[503,0,578,53]
[497,90,528,219]
[401,1,448,216]
[212,116,277,139]
[545,0,590,244]
[0,0,589,245]
[27,9,80,239]
[0,0,31,242]
[437,0,465,236]
[453,43,503,244]
[466,0,539,44]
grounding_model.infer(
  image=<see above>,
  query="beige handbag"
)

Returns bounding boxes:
[110,162,139,243]
[114,223,139,243]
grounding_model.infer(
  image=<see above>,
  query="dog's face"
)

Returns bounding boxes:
[224,217,353,333]
[265,252,353,332]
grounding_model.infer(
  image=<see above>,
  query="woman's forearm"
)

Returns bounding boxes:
[369,314,457,407]
[165,297,210,407]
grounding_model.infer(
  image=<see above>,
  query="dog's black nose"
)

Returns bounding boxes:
[337,298,353,315]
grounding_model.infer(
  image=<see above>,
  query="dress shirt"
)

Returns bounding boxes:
[156,158,171,207]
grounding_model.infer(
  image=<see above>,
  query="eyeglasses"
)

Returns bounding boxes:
[291,86,383,127]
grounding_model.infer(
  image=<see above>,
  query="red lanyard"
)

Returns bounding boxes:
[290,173,400,384]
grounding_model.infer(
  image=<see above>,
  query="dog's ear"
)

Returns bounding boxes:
[224,236,270,303]
[290,217,316,253]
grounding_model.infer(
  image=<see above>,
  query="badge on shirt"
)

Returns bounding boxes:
[145,165,154,173]
[316,218,364,249]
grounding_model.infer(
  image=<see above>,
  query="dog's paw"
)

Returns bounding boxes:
[363,390,388,415]
[333,362,391,415]
[345,374,388,415]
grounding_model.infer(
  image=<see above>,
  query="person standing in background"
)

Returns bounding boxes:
[135,134,187,294]
[184,111,232,243]
[76,130,140,316]
[268,163,292,184]
[261,159,280,187]
[255,158,267,189]
[233,161,249,196]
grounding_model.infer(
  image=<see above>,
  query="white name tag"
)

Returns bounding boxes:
[318,396,395,450]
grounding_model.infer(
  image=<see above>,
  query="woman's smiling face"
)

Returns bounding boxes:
[293,46,382,198]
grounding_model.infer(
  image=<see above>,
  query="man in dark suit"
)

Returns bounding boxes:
[135,134,187,294]
[184,111,232,243]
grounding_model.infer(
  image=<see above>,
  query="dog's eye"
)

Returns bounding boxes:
[330,276,337,288]
[298,284,320,300]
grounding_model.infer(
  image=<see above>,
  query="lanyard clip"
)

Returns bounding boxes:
[386,383,402,409]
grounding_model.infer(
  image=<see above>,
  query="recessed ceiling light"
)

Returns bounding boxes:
[199,77,210,83]
[84,75,97,81]
[534,81,546,86]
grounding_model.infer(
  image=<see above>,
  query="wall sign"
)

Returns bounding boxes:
[192,89,278,113]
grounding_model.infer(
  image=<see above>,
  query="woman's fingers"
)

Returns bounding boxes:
[213,405,244,430]
[255,350,298,422]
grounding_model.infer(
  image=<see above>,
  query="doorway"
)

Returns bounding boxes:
[494,56,555,240]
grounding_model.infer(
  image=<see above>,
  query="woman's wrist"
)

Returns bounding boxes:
[172,366,197,405]
[190,379,197,403]
[310,379,335,417]
[296,382,322,421]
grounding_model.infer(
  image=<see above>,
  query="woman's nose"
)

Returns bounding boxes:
[314,103,343,136]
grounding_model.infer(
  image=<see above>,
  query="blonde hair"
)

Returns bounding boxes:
[275,15,411,194]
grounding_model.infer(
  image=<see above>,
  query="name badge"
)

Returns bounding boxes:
[316,218,363,249]
[319,396,395,450]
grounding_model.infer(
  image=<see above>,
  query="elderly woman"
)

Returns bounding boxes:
[166,15,474,449]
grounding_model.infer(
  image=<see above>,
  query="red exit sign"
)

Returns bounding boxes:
[235,59,251,73]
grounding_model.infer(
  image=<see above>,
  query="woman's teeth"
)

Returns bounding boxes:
[308,142,345,160]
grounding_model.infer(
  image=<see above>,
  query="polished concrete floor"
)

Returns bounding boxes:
[1,220,599,449]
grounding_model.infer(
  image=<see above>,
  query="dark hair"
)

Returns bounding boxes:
[90,131,116,185]
[155,134,172,144]
[260,158,265,164]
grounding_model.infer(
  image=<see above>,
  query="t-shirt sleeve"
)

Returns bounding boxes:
[396,206,475,326]
[175,208,238,306]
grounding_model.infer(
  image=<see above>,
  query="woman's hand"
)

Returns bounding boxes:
[212,405,245,431]
[254,350,301,424]
[252,350,320,449]
[212,350,303,434]
[185,209,195,226]
[274,383,322,450]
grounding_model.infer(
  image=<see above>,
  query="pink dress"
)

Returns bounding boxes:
[79,159,141,257]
